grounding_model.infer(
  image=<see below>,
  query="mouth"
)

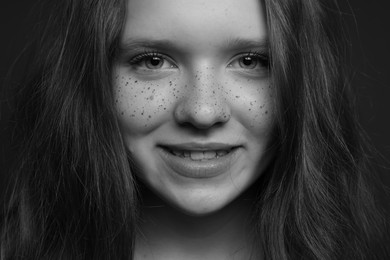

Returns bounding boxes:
[166,148,234,161]
[158,143,241,178]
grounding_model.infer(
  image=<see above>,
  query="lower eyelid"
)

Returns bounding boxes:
[228,53,269,66]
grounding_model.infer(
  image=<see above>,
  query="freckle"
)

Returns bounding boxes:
[164,108,167,110]
[134,80,138,83]
[121,112,124,115]
[265,110,268,114]
[149,95,154,100]
[236,96,240,98]
[131,114,135,117]
[148,115,151,119]
[115,99,118,103]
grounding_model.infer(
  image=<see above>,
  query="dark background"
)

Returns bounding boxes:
[1,0,389,238]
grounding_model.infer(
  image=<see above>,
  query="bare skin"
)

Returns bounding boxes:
[113,0,273,258]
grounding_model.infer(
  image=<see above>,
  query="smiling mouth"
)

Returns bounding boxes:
[158,144,241,178]
[167,148,233,161]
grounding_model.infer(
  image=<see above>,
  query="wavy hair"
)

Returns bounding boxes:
[1,0,137,259]
[1,0,387,259]
[257,0,387,259]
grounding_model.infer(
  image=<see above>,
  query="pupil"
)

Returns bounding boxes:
[242,57,252,66]
[150,57,161,66]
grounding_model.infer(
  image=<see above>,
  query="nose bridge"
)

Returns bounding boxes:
[174,67,230,128]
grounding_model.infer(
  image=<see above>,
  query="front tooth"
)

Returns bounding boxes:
[190,151,204,160]
[183,151,191,158]
[203,151,217,159]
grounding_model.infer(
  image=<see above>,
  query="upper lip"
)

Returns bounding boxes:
[159,142,240,151]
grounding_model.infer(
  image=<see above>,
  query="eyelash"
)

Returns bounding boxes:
[128,50,270,69]
[232,51,270,68]
[129,51,169,65]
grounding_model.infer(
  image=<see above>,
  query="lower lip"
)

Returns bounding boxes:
[158,147,240,179]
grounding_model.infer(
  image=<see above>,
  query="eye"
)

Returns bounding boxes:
[228,52,269,70]
[129,52,177,70]
[239,56,259,69]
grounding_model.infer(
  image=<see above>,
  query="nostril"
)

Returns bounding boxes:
[174,100,230,129]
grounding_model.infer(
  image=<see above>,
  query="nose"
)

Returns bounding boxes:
[174,71,231,129]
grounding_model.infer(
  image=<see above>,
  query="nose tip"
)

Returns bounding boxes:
[174,95,231,129]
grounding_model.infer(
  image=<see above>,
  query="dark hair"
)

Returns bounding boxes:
[1,0,137,258]
[258,0,387,259]
[1,0,387,259]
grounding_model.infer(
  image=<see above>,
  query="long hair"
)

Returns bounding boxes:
[1,0,387,259]
[257,0,387,259]
[1,0,137,259]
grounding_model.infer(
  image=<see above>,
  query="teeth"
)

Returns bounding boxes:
[190,151,204,160]
[203,151,217,159]
[170,149,231,160]
[217,150,228,157]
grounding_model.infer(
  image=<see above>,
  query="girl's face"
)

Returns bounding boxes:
[114,0,275,215]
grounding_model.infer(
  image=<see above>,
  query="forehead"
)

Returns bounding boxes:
[123,0,267,51]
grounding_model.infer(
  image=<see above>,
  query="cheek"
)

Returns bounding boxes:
[113,73,181,132]
[226,77,275,131]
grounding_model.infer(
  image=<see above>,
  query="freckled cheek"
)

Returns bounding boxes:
[113,75,180,131]
[227,80,275,131]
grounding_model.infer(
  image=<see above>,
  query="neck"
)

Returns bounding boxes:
[135,185,262,260]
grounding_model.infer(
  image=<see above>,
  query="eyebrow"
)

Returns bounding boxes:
[119,39,180,51]
[118,37,269,54]
[224,37,269,51]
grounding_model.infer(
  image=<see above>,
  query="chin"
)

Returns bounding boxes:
[163,186,249,217]
[140,181,239,217]
[172,200,229,217]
